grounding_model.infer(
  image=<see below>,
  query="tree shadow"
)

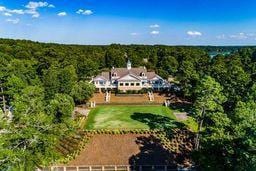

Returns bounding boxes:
[130,112,195,169]
[169,102,195,115]
[131,112,186,137]
[129,135,177,167]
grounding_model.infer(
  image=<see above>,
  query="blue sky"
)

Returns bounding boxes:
[0,0,256,45]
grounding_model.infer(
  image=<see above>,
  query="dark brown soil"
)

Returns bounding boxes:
[66,134,175,166]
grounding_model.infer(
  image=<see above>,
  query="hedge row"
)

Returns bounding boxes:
[84,129,164,135]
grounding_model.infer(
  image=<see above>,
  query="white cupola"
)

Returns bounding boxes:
[127,60,131,70]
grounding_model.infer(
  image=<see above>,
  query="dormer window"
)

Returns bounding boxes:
[112,72,117,77]
[140,72,145,77]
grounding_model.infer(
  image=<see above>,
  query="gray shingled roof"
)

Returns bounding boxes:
[94,67,161,81]
[93,72,110,81]
[111,67,147,78]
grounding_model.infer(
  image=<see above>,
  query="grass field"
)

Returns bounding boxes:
[85,105,192,130]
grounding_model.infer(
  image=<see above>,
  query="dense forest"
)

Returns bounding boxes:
[0,38,255,170]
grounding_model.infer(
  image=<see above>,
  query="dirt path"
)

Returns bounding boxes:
[174,112,188,121]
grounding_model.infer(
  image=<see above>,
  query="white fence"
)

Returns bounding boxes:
[40,165,194,171]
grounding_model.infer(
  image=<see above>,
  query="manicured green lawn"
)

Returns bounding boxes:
[85,105,179,130]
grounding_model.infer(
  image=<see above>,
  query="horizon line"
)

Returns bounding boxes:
[1,37,256,47]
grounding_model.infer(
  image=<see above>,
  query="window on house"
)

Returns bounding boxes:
[136,83,140,86]
[99,81,105,85]
[131,83,135,86]
[120,83,124,86]
[125,83,129,86]
[112,73,117,77]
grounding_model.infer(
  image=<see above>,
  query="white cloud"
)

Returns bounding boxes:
[24,8,39,17]
[150,30,160,35]
[24,1,49,18]
[76,9,83,14]
[216,34,226,39]
[187,31,202,37]
[25,1,55,18]
[58,12,67,16]
[216,32,256,40]
[149,24,160,28]
[76,9,93,15]
[6,18,20,24]
[83,10,93,15]
[25,1,49,9]
[229,32,248,39]
[0,2,54,18]
[0,6,6,12]
[9,9,25,15]
[3,12,12,16]
[130,32,139,36]
[32,13,40,18]
[0,6,24,15]
[48,4,55,8]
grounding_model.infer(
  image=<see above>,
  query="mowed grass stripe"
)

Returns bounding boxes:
[85,105,176,130]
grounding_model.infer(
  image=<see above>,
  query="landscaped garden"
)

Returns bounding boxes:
[56,105,197,168]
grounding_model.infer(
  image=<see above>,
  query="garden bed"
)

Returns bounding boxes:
[59,129,194,168]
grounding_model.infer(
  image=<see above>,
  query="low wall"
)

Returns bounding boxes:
[115,94,144,97]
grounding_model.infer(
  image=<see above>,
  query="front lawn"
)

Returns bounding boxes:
[85,105,196,130]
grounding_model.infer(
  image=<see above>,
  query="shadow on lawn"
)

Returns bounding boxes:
[169,102,195,114]
[130,112,186,137]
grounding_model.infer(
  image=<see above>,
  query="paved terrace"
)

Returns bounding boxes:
[90,93,168,104]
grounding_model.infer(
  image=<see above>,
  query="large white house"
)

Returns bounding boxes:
[92,60,169,92]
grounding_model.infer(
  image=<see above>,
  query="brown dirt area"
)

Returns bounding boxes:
[66,134,175,166]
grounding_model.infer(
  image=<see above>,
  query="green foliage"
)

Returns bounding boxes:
[43,66,60,100]
[58,65,77,94]
[105,45,126,67]
[211,56,251,105]
[195,76,226,112]
[7,59,40,85]
[71,81,95,103]
[77,58,99,80]
[232,101,256,170]
[49,93,75,124]
[195,76,256,170]
[12,86,45,118]
[0,86,60,171]
[5,75,27,100]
